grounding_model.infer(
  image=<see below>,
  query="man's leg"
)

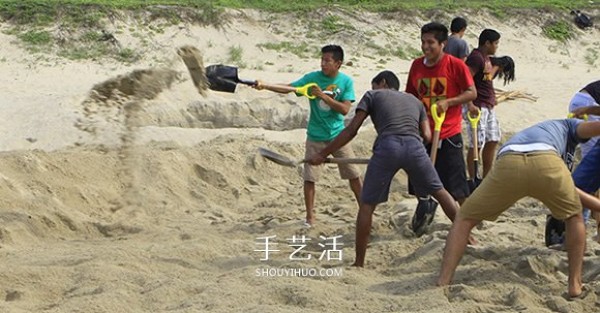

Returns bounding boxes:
[353,203,376,267]
[434,134,470,204]
[348,177,362,207]
[481,141,498,177]
[481,108,500,178]
[431,188,458,222]
[564,212,585,297]
[304,181,316,225]
[437,216,481,285]
[303,140,323,226]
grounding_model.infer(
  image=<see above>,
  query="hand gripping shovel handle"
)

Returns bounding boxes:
[429,104,446,164]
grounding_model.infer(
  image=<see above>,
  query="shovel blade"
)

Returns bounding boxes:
[206,65,238,93]
[258,148,297,167]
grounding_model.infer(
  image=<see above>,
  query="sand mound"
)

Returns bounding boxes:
[2,6,600,313]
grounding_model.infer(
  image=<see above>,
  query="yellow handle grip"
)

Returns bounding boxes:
[431,104,446,132]
[567,112,589,120]
[467,109,481,129]
[295,83,318,99]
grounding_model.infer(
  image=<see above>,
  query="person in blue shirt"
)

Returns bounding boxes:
[254,45,362,227]
[437,118,600,299]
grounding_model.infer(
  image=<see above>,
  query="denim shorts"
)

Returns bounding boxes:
[572,140,600,194]
[361,135,443,204]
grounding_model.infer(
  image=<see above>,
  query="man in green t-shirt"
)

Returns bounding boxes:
[255,45,362,227]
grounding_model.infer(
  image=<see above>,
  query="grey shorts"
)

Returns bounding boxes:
[362,135,443,204]
[303,140,361,182]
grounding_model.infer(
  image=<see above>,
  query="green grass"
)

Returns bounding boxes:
[214,0,592,11]
[0,0,223,26]
[18,29,52,45]
[0,0,594,25]
[1,0,597,63]
[227,45,243,63]
[542,20,573,42]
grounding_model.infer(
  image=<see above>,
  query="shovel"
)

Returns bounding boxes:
[258,147,369,168]
[205,64,318,99]
[467,109,482,192]
[205,64,257,93]
[411,103,445,237]
[429,104,446,165]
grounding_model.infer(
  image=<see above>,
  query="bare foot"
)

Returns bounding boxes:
[351,262,363,267]
[568,284,588,300]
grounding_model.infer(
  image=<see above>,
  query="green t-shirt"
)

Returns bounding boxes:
[291,71,355,142]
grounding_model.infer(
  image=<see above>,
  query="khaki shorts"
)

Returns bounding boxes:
[303,140,361,182]
[459,152,581,221]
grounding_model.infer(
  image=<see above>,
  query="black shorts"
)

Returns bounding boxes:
[409,133,470,200]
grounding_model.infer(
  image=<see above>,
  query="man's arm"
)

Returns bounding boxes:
[465,64,481,115]
[420,119,432,143]
[254,81,295,94]
[437,85,477,113]
[310,85,352,115]
[571,105,600,118]
[307,110,368,165]
[576,120,600,139]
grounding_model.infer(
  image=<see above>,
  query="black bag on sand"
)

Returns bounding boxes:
[411,197,439,237]
[545,215,566,247]
[571,9,593,29]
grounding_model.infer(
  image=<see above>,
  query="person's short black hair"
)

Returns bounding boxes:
[478,29,501,46]
[371,70,400,90]
[421,22,448,44]
[321,44,344,62]
[450,17,467,33]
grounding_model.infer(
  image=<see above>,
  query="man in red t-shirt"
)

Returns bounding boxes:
[406,22,477,205]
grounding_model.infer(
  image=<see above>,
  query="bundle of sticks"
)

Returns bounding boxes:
[495,88,538,103]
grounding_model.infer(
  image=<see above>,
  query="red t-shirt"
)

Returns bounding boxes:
[405,54,474,139]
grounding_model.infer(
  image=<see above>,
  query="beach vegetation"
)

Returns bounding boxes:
[257,41,316,59]
[542,20,573,42]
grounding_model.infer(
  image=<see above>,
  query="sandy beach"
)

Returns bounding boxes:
[1,7,600,312]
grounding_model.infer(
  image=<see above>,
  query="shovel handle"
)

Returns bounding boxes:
[302,158,370,165]
[430,131,440,165]
[431,104,446,132]
[257,82,318,99]
[295,83,318,99]
[238,78,257,86]
[467,109,481,129]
